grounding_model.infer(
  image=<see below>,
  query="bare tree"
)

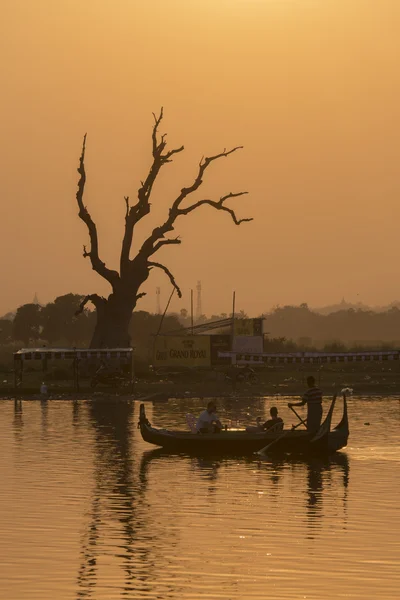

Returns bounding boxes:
[75,109,252,348]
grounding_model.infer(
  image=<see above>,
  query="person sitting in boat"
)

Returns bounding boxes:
[288,375,322,434]
[261,406,284,431]
[196,401,222,434]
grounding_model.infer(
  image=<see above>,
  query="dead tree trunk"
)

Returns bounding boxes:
[75,109,252,348]
[86,293,134,349]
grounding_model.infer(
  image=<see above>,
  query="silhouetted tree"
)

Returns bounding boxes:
[75,109,251,348]
[210,312,228,321]
[41,294,95,345]
[0,319,12,344]
[12,303,42,345]
[128,310,182,347]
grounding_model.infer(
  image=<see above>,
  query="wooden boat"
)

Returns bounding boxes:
[138,394,349,455]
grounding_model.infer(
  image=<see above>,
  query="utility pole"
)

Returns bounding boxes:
[191,289,194,334]
[196,280,202,321]
[156,287,161,314]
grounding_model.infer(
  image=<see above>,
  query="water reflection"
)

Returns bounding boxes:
[10,398,351,598]
[3,398,400,600]
[13,398,23,441]
[76,400,133,596]
[137,448,350,537]
[304,454,349,536]
[72,399,80,427]
[191,457,221,497]
[40,398,49,439]
[76,401,160,599]
[257,453,349,532]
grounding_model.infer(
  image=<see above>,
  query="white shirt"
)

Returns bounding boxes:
[196,410,219,432]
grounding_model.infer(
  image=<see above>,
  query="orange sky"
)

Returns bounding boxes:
[1,0,400,317]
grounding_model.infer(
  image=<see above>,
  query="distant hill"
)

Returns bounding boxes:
[313,299,370,315]
[313,298,400,315]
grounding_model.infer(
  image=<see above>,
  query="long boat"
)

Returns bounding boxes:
[138,394,349,455]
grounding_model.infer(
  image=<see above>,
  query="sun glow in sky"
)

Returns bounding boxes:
[1,0,400,316]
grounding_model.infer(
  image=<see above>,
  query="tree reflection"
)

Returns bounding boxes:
[13,398,23,442]
[72,399,80,427]
[75,401,157,599]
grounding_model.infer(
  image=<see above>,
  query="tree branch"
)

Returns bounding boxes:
[138,147,251,258]
[176,191,252,224]
[76,136,119,286]
[120,109,184,274]
[75,294,107,316]
[151,236,182,254]
[148,261,182,297]
[152,109,164,155]
[169,147,244,216]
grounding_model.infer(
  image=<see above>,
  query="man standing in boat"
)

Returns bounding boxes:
[288,375,323,434]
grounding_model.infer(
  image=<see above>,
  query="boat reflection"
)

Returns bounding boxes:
[304,453,349,536]
[139,448,350,536]
[254,452,349,532]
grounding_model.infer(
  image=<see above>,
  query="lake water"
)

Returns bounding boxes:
[0,396,399,600]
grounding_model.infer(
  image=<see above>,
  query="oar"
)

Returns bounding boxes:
[289,405,308,429]
[256,420,304,456]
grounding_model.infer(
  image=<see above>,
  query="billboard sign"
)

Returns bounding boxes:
[154,335,211,367]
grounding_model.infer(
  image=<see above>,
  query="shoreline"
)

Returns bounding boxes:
[2,384,400,402]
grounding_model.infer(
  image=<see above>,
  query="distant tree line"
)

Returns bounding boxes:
[263,303,400,348]
[0,294,182,351]
[2,298,400,358]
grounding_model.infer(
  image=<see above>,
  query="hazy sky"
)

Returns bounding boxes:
[1,0,400,317]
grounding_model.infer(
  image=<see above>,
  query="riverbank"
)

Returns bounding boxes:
[2,379,400,400]
[3,362,400,400]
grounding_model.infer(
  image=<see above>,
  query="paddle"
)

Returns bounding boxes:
[288,405,308,429]
[257,391,338,456]
[256,420,304,456]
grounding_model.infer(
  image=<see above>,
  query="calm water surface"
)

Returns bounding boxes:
[0,396,399,600]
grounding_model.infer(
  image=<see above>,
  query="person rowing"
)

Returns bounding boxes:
[288,375,323,434]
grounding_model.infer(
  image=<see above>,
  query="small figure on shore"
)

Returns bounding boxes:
[288,375,322,433]
[196,401,222,434]
[40,382,48,396]
[262,406,284,431]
